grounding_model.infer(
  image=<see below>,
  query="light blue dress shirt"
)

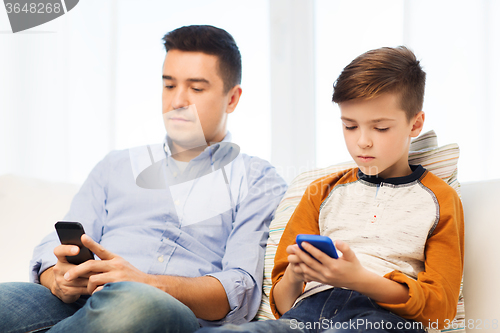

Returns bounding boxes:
[29,133,287,326]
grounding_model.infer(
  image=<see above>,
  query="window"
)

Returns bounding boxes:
[314,0,500,182]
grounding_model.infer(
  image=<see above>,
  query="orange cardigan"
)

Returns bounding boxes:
[270,167,464,329]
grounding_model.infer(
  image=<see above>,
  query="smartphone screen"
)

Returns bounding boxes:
[55,221,94,265]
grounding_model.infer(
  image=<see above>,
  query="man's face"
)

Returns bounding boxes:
[162,50,239,150]
[339,93,424,179]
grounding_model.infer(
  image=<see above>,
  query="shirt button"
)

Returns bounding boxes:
[173,172,178,177]
[174,200,180,206]
[158,255,164,263]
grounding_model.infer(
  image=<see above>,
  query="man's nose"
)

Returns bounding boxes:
[171,88,189,110]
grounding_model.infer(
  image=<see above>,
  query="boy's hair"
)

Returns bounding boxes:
[162,25,242,94]
[332,46,426,121]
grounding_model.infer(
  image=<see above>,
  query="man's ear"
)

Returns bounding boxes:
[225,85,242,114]
[410,111,425,137]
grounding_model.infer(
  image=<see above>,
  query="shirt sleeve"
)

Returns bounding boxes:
[203,156,287,326]
[377,177,465,329]
[29,153,110,283]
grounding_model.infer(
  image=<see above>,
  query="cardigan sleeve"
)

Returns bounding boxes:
[269,169,356,318]
[377,175,464,329]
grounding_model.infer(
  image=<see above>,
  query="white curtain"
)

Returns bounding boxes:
[315,0,500,182]
[0,0,271,184]
[1,1,118,183]
[1,0,498,184]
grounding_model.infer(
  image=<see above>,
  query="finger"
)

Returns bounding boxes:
[334,240,352,260]
[301,242,330,265]
[54,275,90,298]
[287,254,303,264]
[81,234,116,261]
[291,262,305,276]
[295,243,322,267]
[62,276,89,288]
[89,272,115,290]
[92,285,104,294]
[286,244,299,254]
[59,285,90,298]
[297,262,319,281]
[54,245,80,262]
[88,273,115,294]
[64,260,106,281]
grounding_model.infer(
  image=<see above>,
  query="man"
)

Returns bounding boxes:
[0,25,287,333]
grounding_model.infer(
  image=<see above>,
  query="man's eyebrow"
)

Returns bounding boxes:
[186,78,210,84]
[162,75,210,85]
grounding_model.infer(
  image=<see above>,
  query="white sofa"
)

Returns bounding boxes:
[0,175,79,284]
[0,174,498,332]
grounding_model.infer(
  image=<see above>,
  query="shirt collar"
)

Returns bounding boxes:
[357,164,426,185]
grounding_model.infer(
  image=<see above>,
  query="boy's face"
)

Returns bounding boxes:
[339,93,424,179]
[162,50,241,150]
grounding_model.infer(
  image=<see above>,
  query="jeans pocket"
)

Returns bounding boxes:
[319,288,353,320]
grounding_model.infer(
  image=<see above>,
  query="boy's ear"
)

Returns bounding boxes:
[410,111,425,138]
[225,85,242,115]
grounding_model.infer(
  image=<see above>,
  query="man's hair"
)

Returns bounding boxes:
[162,25,242,93]
[332,46,426,120]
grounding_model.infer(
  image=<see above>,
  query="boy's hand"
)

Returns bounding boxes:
[288,240,367,289]
[286,244,313,283]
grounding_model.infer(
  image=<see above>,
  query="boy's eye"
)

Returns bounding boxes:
[344,126,357,130]
[192,87,203,92]
[375,128,389,132]
[164,85,174,89]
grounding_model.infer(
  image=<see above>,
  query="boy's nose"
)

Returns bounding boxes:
[357,132,373,149]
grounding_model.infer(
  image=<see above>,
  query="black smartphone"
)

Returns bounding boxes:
[55,221,94,265]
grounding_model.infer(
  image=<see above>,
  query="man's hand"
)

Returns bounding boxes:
[64,235,150,295]
[40,244,91,303]
[58,235,230,320]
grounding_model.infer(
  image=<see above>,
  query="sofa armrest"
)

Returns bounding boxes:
[461,179,500,332]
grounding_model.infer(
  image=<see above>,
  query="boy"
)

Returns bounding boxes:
[0,25,287,333]
[198,46,464,332]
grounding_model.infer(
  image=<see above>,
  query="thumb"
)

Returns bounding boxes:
[334,240,355,261]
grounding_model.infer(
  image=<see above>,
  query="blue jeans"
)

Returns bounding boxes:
[197,288,425,333]
[0,281,200,333]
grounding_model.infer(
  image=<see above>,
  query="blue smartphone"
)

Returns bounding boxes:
[296,234,338,260]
